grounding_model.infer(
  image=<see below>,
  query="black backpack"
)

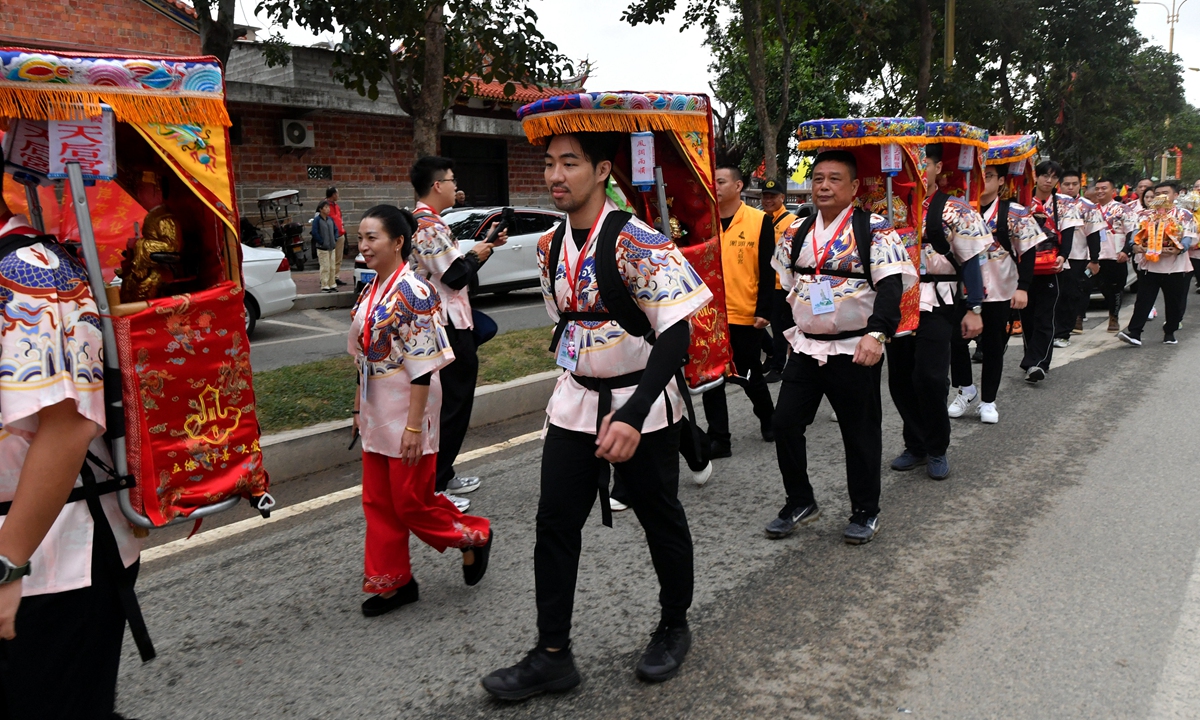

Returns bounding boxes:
[787,207,876,290]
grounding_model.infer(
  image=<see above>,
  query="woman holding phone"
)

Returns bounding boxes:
[350,204,493,617]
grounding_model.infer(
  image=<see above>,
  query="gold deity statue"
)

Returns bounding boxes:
[117,172,183,303]
[856,177,908,226]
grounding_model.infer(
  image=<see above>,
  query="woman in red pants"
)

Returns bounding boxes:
[349,204,493,617]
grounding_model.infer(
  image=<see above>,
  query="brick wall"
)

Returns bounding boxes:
[3,0,201,55]
[230,103,554,237]
[508,137,551,209]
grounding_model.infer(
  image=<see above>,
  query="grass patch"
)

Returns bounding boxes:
[254,325,557,434]
[476,325,558,386]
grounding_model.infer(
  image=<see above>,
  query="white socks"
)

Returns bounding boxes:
[960,385,978,400]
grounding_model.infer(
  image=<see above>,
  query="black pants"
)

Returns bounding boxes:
[1086,259,1127,318]
[887,306,955,458]
[536,424,693,648]
[1056,261,1088,338]
[1127,270,1189,338]
[767,288,793,373]
[950,300,1011,404]
[0,543,138,720]
[1020,274,1060,371]
[435,324,478,492]
[702,324,775,443]
[773,352,883,516]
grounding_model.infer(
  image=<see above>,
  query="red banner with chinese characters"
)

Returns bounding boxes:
[114,282,267,526]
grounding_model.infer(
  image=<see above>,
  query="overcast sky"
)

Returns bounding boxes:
[234,0,1199,108]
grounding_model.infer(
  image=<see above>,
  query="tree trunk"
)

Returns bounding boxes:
[916,0,936,117]
[998,51,1017,134]
[740,0,781,181]
[194,0,237,69]
[915,0,933,116]
[412,3,446,159]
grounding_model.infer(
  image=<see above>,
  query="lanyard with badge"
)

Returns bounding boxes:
[359,267,402,400]
[556,206,605,372]
[808,210,852,315]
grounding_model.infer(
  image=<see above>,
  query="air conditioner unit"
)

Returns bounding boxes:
[281,119,314,149]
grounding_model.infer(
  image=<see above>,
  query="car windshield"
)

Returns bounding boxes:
[443,210,492,240]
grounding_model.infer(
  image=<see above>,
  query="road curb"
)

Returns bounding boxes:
[261,369,560,482]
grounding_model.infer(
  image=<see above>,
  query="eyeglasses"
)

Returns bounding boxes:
[437,176,457,187]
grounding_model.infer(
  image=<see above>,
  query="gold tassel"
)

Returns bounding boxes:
[0,82,231,127]
[522,110,708,144]
[795,136,927,151]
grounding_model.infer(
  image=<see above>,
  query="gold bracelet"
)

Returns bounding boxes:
[405,425,423,434]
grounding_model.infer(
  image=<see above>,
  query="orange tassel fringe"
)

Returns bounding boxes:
[0,82,231,127]
[522,110,708,144]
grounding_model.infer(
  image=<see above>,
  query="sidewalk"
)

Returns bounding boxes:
[289,258,356,309]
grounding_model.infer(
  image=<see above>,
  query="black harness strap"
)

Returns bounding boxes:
[788,208,876,290]
[547,214,706,526]
[993,200,1013,256]
[921,192,963,301]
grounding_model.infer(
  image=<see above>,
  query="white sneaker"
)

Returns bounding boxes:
[437,491,471,513]
[978,402,999,424]
[446,476,481,495]
[946,390,977,418]
[692,462,713,487]
[609,496,628,512]
[1149,307,1159,320]
[1052,337,1071,348]
[830,410,839,422]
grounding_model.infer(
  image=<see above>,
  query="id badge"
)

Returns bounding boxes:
[360,357,369,402]
[556,322,578,372]
[810,278,836,315]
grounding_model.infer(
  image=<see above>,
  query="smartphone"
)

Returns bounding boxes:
[483,207,515,244]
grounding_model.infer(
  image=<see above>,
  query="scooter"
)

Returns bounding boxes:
[255,190,308,271]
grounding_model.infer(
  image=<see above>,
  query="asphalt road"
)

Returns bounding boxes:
[117,296,1200,719]
[249,288,550,372]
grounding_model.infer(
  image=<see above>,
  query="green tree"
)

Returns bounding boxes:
[194,0,240,69]
[255,1,572,157]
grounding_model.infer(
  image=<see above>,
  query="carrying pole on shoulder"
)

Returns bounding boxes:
[654,166,672,238]
[66,163,127,478]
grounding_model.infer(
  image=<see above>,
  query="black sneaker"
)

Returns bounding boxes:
[635,624,692,682]
[890,450,927,471]
[361,577,419,617]
[707,438,732,459]
[481,644,582,700]
[1117,330,1142,347]
[462,530,493,586]
[1165,333,1179,345]
[764,501,820,538]
[763,369,782,384]
[1024,366,1046,383]
[760,417,775,443]
[972,347,984,363]
[843,512,880,545]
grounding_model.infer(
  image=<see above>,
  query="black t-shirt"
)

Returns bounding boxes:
[720,216,733,232]
[571,227,590,250]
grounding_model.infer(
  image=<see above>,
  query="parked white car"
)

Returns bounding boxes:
[242,243,296,336]
[354,206,563,295]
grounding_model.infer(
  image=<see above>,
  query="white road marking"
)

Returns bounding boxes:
[142,430,543,563]
[249,330,344,348]
[1149,544,1200,718]
[260,318,341,332]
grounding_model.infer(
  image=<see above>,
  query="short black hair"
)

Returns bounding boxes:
[326,186,338,198]
[1060,169,1082,182]
[547,133,621,175]
[811,150,858,180]
[1156,180,1181,193]
[410,156,455,197]
[925,143,944,163]
[716,165,744,185]
[1035,160,1063,179]
[984,163,1009,178]
[360,204,418,260]
[1095,177,1116,187]
[316,200,330,213]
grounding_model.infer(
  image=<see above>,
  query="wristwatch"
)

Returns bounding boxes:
[0,555,30,585]
[866,331,889,344]
[969,305,983,315]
